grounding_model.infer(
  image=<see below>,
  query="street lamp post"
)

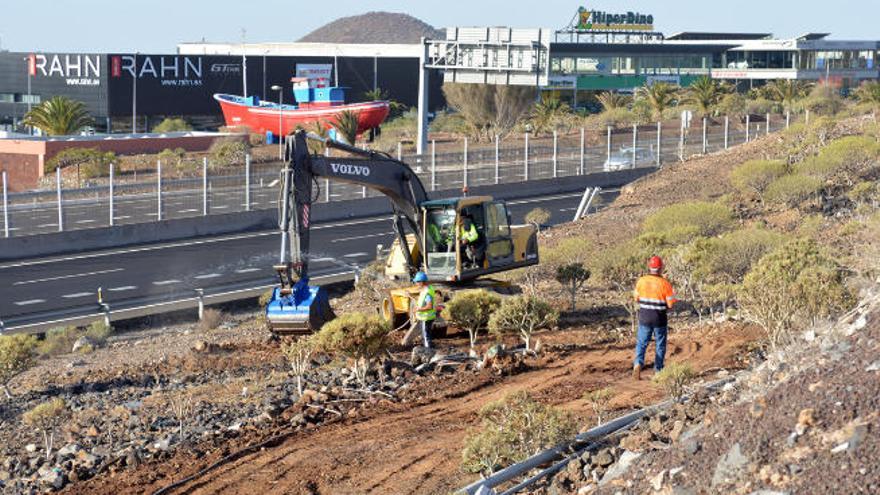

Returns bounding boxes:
[23,56,32,115]
[132,53,138,133]
[271,85,284,160]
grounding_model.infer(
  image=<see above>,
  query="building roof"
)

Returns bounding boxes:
[796,32,831,41]
[666,32,772,41]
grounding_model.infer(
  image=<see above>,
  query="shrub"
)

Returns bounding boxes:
[555,263,591,311]
[198,308,224,332]
[745,97,778,116]
[37,326,80,357]
[591,238,653,330]
[84,321,113,344]
[738,238,853,349]
[488,296,558,351]
[797,85,844,116]
[441,290,502,349]
[716,93,747,119]
[764,174,823,207]
[849,181,879,210]
[797,136,880,183]
[22,398,67,460]
[314,313,390,385]
[282,337,315,395]
[652,362,696,402]
[429,111,471,136]
[543,237,589,266]
[642,201,734,245]
[45,147,116,180]
[0,334,38,398]
[596,107,637,128]
[525,208,551,229]
[730,159,788,201]
[152,117,192,133]
[584,387,614,425]
[208,138,248,168]
[461,391,577,476]
[258,290,274,308]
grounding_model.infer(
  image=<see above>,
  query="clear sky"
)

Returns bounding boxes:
[1,0,878,53]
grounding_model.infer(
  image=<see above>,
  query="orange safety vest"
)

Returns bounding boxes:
[633,274,677,325]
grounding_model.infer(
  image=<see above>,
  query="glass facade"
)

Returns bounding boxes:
[799,50,876,70]
[550,54,711,76]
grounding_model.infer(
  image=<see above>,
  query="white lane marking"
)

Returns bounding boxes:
[76,219,96,224]
[194,273,221,279]
[559,207,577,212]
[62,292,94,299]
[113,215,132,220]
[234,267,260,274]
[331,231,394,243]
[153,279,181,286]
[14,299,46,306]
[145,213,159,216]
[310,257,334,262]
[343,252,368,258]
[109,285,137,292]
[178,209,199,213]
[36,223,58,228]
[13,268,125,286]
[212,205,229,210]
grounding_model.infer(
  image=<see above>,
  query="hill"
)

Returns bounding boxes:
[298,11,444,44]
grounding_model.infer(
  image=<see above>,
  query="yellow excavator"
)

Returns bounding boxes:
[265,130,539,335]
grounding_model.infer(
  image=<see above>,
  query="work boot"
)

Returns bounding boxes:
[633,364,642,381]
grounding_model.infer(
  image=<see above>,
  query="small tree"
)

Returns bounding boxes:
[23,96,93,135]
[642,201,734,244]
[0,334,38,399]
[314,313,390,385]
[153,117,192,133]
[555,263,591,311]
[652,362,696,402]
[441,290,502,349]
[461,391,577,476]
[282,337,315,395]
[22,398,67,460]
[488,296,558,351]
[168,391,194,439]
[333,110,360,145]
[584,387,615,425]
[524,207,551,230]
[592,239,651,331]
[764,174,823,207]
[636,82,678,120]
[730,159,788,202]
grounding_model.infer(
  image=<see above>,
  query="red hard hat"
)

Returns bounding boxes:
[648,256,664,270]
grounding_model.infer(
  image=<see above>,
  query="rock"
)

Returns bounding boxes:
[599,450,641,485]
[85,425,100,437]
[151,438,171,452]
[39,466,65,490]
[650,469,666,491]
[750,397,767,418]
[795,408,816,436]
[824,419,869,453]
[75,451,98,469]
[410,346,435,367]
[669,420,685,443]
[124,450,141,468]
[712,442,749,487]
[25,444,37,454]
[193,340,214,353]
[593,449,614,467]
[565,458,585,482]
[56,443,81,459]
[0,470,10,481]
[865,360,880,372]
[72,336,95,353]
[683,439,701,456]
[619,431,652,452]
[648,416,665,436]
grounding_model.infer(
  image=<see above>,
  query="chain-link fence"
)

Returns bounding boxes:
[0,113,793,238]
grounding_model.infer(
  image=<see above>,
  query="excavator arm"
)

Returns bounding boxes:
[267,130,429,334]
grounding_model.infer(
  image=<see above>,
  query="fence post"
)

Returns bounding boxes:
[325,178,330,202]
[552,130,558,178]
[805,109,810,125]
[579,127,585,175]
[524,132,529,181]
[463,137,468,189]
[109,163,114,227]
[766,112,771,135]
[397,142,402,161]
[656,121,661,167]
[631,124,637,168]
[606,126,611,164]
[362,185,367,199]
[678,122,685,162]
[245,153,251,211]
[701,117,707,154]
[786,111,791,129]
[724,115,729,149]
[430,139,436,191]
[156,160,162,221]
[745,114,750,143]
[2,170,8,238]
[56,167,63,232]
[202,157,208,216]
[494,134,500,184]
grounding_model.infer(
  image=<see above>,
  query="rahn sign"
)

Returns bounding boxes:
[111,55,204,86]
[576,7,654,32]
[28,54,101,86]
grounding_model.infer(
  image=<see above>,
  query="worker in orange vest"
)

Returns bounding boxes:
[632,256,678,380]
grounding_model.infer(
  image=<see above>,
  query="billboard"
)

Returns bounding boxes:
[295,64,333,88]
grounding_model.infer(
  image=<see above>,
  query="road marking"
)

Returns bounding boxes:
[13,267,125,286]
[310,257,334,262]
[234,268,261,274]
[76,219,97,224]
[14,299,46,306]
[36,223,58,228]
[212,205,229,209]
[331,231,394,243]
[153,279,181,286]
[62,292,94,299]
[178,209,199,213]
[113,215,131,220]
[343,252,368,258]
[108,285,137,292]
[194,273,221,279]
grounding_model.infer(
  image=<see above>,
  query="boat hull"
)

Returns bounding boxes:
[214,94,390,136]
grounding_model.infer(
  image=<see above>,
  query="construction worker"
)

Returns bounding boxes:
[632,256,678,380]
[413,271,436,349]
[459,214,482,268]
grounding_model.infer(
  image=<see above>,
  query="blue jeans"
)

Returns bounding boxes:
[634,324,667,371]
[420,319,434,348]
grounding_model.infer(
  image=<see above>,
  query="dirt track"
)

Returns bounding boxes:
[71,323,758,495]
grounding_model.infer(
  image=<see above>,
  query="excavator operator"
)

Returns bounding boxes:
[459,213,485,269]
[427,208,455,253]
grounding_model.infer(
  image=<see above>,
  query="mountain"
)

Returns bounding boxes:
[298,11,444,44]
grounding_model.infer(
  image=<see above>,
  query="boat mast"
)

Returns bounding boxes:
[241,28,248,97]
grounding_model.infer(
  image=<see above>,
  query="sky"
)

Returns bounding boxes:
[1,0,878,53]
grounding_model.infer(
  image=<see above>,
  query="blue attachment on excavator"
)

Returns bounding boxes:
[265,278,334,335]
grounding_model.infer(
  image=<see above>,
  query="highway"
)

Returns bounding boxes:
[0,191,606,331]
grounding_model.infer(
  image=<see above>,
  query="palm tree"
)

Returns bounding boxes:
[530,97,570,136]
[595,91,630,112]
[765,80,810,113]
[333,110,361,145]
[23,96,93,136]
[685,76,726,117]
[636,82,678,120]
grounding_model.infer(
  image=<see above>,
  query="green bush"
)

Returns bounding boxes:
[584,387,615,425]
[745,97,778,116]
[542,237,589,266]
[764,174,823,207]
[525,207,551,228]
[730,159,788,200]
[555,263,591,311]
[797,85,844,116]
[441,290,502,349]
[22,398,67,460]
[652,362,696,401]
[208,138,249,168]
[738,238,853,349]
[596,107,638,128]
[461,391,577,476]
[46,147,116,179]
[797,136,880,182]
[642,201,734,245]
[429,110,470,136]
[37,326,80,357]
[716,93,747,118]
[152,117,192,133]
[314,313,390,384]
[84,321,113,344]
[488,296,558,351]
[849,181,879,209]
[0,334,38,398]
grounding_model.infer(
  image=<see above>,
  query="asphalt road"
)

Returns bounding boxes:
[0,191,609,329]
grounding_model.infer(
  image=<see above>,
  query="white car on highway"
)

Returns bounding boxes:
[603,146,655,172]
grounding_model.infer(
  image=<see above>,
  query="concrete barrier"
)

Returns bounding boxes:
[0,167,654,262]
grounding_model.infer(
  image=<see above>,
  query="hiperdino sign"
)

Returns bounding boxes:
[576,7,654,32]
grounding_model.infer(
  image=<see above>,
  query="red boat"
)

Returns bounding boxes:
[214,78,390,138]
